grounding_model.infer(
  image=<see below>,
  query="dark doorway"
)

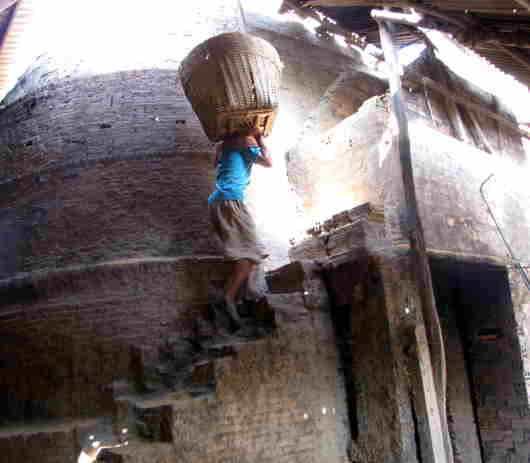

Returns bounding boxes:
[431,258,529,463]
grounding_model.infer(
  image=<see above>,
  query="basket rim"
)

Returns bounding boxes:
[179,51,283,83]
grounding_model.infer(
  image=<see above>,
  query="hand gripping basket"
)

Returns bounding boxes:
[179,32,283,142]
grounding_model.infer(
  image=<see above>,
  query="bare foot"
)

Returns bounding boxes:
[77,428,129,463]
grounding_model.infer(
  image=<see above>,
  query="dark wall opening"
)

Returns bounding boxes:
[324,260,360,440]
[431,258,529,463]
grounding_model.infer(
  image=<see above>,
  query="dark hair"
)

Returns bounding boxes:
[222,130,251,142]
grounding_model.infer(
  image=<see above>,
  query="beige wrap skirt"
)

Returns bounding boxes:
[209,200,267,263]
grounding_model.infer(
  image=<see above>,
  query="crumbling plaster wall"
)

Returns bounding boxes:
[286,66,529,264]
[293,68,530,331]
[286,51,530,463]
[241,8,367,267]
[285,49,528,257]
[0,3,361,462]
[287,95,388,224]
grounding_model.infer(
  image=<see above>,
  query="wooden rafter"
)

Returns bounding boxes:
[298,0,530,51]
[281,0,367,47]
[455,29,530,50]
[286,0,530,87]
[514,0,530,13]
[495,44,530,75]
[305,0,473,27]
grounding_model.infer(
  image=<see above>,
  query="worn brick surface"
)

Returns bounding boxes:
[0,152,221,277]
[1,2,528,463]
[324,254,418,463]
[1,291,352,462]
[290,202,388,261]
[431,262,483,463]
[0,10,365,274]
[289,91,529,263]
[0,427,77,463]
[0,258,234,347]
[430,261,530,463]
[171,302,350,463]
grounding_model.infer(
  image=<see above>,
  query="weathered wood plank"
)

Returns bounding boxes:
[376,16,452,463]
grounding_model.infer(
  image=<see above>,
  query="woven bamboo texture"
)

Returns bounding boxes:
[179,32,283,142]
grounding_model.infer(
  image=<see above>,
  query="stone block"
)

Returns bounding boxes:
[290,203,388,262]
[266,260,329,311]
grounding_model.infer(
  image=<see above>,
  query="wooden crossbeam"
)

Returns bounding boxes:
[495,43,530,75]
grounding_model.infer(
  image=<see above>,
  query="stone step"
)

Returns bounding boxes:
[198,326,270,349]
[0,417,132,462]
[104,440,176,462]
[266,293,308,314]
[266,262,330,311]
[0,417,100,438]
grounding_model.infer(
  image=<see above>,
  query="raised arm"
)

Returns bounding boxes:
[213,143,222,168]
[254,133,273,168]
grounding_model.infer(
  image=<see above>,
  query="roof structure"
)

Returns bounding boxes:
[280,0,530,89]
[0,0,528,96]
[0,0,35,98]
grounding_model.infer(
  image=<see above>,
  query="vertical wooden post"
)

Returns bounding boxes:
[375,17,453,463]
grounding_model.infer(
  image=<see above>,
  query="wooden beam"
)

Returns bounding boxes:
[375,15,452,463]
[281,0,367,47]
[514,0,530,13]
[0,0,17,13]
[496,43,530,75]
[303,0,530,45]
[280,0,321,20]
[305,0,473,27]
[405,74,530,140]
[371,8,423,27]
[413,325,449,463]
[455,28,530,50]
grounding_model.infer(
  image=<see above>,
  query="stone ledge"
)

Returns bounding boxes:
[0,255,231,299]
[0,417,100,438]
[0,150,214,187]
[290,203,388,261]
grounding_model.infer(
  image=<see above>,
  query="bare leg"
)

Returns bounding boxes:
[211,259,256,333]
[226,259,255,301]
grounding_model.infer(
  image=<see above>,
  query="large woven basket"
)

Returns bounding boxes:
[179,32,283,142]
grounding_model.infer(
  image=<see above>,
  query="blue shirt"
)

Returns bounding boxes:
[208,146,261,203]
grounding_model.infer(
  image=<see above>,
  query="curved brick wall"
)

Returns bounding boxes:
[0,148,220,276]
[0,69,212,173]
[0,69,223,278]
[0,8,357,460]
[0,257,232,346]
